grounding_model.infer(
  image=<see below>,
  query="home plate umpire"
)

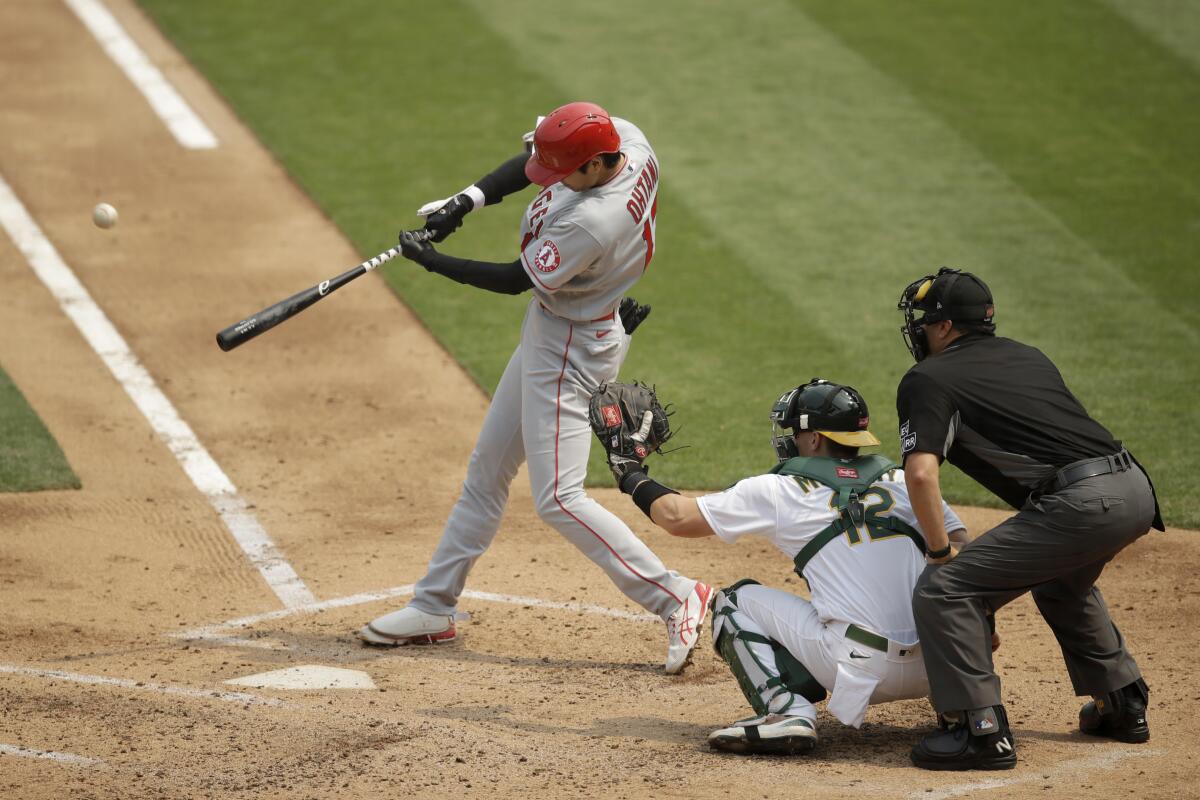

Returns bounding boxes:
[894,267,1164,771]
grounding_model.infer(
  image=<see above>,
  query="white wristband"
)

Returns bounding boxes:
[461,184,486,211]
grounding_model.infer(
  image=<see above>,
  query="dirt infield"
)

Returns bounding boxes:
[1,2,1198,798]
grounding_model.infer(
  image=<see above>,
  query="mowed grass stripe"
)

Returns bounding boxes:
[1102,0,1200,73]
[794,0,1200,334]
[139,1,1199,524]
[0,366,79,492]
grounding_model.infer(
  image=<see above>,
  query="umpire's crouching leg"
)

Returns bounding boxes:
[912,563,1002,714]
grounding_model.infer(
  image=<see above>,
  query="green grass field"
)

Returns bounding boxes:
[139,0,1200,526]
[0,366,79,492]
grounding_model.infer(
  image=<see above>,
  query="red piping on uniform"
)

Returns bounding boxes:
[552,323,682,606]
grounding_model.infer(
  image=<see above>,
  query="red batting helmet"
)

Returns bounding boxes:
[524,102,621,187]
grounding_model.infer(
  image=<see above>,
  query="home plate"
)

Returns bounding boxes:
[224,665,376,690]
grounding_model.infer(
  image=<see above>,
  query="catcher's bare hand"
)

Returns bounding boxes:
[588,382,673,487]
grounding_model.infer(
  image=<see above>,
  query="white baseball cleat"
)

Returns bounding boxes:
[708,714,819,755]
[664,581,713,674]
[358,606,456,646]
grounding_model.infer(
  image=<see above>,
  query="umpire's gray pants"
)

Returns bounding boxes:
[913,466,1157,713]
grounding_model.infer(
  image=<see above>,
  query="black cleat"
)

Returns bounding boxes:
[911,705,1017,771]
[1080,679,1149,744]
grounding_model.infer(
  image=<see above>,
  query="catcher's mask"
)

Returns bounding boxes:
[898,267,995,362]
[770,379,881,462]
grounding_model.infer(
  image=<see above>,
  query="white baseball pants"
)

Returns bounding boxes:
[409,299,694,620]
[723,584,930,727]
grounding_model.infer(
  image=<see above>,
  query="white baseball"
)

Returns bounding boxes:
[92,203,118,229]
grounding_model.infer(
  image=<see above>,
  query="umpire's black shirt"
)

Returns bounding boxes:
[896,334,1120,509]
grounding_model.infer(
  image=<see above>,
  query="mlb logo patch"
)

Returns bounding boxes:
[601,404,622,428]
[836,467,859,479]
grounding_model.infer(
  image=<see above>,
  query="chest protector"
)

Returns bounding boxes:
[769,455,927,579]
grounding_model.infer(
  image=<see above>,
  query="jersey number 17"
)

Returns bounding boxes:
[641,197,659,270]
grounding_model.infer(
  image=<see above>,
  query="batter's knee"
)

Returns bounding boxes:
[531,484,585,525]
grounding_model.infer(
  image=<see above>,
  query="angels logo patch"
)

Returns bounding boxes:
[534,240,561,273]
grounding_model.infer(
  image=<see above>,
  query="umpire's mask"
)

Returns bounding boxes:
[898,267,995,362]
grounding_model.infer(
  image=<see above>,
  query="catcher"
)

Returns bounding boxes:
[589,379,969,755]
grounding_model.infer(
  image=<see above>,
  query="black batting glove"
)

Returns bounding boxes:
[398,230,437,268]
[423,194,473,243]
[619,296,652,335]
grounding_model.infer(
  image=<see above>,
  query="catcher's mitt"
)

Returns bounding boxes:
[588,382,674,483]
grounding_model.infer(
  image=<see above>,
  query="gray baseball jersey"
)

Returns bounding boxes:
[519,118,659,321]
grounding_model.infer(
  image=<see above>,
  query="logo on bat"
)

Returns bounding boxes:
[318,280,331,296]
[534,240,561,273]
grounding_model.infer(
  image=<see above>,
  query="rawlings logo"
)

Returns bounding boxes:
[534,240,561,272]
[836,467,859,479]
[858,416,869,429]
[635,444,648,458]
[601,404,622,428]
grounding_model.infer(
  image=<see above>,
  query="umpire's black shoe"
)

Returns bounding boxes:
[1080,678,1150,744]
[911,705,1017,771]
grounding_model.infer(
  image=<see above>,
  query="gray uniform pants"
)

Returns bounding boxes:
[913,466,1157,713]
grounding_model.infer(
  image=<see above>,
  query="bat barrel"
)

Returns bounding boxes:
[214,237,423,352]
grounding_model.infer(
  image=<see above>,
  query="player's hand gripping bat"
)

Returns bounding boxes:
[215,230,432,351]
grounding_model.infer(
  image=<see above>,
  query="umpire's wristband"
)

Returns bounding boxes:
[619,469,679,518]
[926,543,952,560]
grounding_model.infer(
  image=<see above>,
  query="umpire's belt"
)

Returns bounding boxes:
[1039,448,1133,495]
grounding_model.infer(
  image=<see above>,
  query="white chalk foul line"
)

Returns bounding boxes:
[912,746,1160,800]
[175,584,658,642]
[63,0,217,149]
[0,175,314,609]
[0,665,286,708]
[0,743,101,767]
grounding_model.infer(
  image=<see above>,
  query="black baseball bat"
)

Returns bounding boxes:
[215,230,430,352]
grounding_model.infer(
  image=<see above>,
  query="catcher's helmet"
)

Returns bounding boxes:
[525,102,621,187]
[770,379,880,461]
[898,267,995,362]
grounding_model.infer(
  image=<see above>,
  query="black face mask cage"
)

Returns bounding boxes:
[897,268,965,362]
[771,422,799,462]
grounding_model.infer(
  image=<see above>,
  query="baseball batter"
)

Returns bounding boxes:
[593,378,967,754]
[359,102,712,673]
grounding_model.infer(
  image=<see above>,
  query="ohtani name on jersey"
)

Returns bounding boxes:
[625,156,660,222]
